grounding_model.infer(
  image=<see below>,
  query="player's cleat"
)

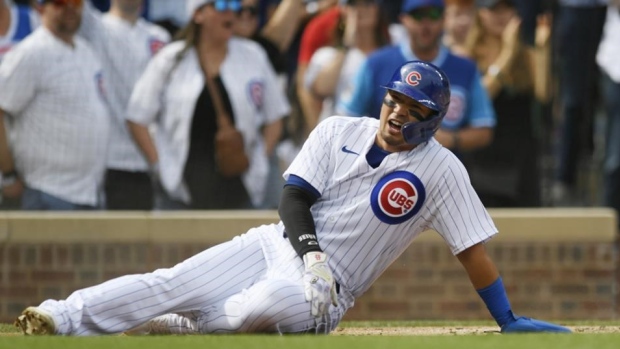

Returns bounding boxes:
[14,307,56,335]
[501,316,572,333]
[124,314,197,335]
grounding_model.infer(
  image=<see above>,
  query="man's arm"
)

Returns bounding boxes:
[279,179,338,317]
[457,243,571,333]
[0,109,23,198]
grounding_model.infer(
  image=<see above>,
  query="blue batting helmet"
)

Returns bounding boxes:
[381,61,451,145]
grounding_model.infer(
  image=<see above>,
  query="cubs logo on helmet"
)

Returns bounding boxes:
[371,171,426,225]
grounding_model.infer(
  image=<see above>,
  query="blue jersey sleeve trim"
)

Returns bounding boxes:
[285,175,321,200]
[468,71,497,128]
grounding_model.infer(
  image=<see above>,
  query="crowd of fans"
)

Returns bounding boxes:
[0,0,618,229]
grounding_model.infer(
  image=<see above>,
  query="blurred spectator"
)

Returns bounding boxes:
[295,2,339,135]
[304,0,390,124]
[146,0,188,36]
[78,0,170,210]
[0,0,39,62]
[596,0,620,230]
[337,0,495,156]
[0,0,110,210]
[234,0,305,208]
[462,0,551,207]
[127,0,289,210]
[443,0,475,57]
[552,0,607,205]
[0,0,39,209]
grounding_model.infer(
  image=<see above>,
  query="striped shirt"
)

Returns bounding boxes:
[0,27,110,206]
[284,116,498,298]
[79,3,170,171]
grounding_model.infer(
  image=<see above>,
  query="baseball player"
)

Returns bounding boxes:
[15,61,570,336]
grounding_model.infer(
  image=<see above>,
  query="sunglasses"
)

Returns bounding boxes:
[237,5,258,17]
[408,7,444,21]
[208,0,242,12]
[40,0,83,6]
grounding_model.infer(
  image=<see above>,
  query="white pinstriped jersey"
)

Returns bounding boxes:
[284,116,498,298]
[0,27,110,205]
[79,3,170,171]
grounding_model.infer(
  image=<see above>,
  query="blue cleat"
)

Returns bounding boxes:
[501,316,572,333]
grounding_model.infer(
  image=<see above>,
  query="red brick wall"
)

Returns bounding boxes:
[1,239,616,324]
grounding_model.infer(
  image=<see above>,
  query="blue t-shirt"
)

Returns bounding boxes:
[337,42,496,131]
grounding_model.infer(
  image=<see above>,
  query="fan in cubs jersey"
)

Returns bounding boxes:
[14,61,570,336]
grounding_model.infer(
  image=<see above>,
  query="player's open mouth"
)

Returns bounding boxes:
[388,120,403,132]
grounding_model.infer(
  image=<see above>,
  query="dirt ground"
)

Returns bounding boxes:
[333,326,620,336]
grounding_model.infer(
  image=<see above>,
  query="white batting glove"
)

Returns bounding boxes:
[302,251,339,317]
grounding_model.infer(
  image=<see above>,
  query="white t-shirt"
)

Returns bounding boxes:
[127,38,290,206]
[304,47,366,123]
[79,4,170,171]
[284,116,497,298]
[0,27,110,206]
[597,6,620,83]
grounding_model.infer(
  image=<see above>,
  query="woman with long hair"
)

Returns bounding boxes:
[463,0,551,207]
[127,0,290,209]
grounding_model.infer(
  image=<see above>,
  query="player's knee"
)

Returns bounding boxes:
[236,280,306,333]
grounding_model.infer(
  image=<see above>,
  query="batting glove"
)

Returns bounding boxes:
[501,316,572,333]
[303,251,339,317]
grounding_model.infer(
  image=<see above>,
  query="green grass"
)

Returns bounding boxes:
[1,322,619,349]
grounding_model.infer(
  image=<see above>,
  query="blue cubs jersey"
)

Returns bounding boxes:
[337,43,496,131]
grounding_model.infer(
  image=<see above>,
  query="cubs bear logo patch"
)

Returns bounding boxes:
[370,171,426,224]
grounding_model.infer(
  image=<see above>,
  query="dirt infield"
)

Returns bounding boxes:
[333,326,620,336]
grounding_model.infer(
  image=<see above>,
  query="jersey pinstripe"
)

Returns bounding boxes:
[284,116,497,297]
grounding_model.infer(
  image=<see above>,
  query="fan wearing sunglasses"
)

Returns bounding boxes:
[126,0,290,210]
[338,0,496,159]
[76,0,171,210]
[0,0,111,210]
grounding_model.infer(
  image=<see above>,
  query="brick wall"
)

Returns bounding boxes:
[0,209,617,324]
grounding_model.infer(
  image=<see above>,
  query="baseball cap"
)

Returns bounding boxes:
[186,0,241,16]
[401,0,444,13]
[476,0,514,8]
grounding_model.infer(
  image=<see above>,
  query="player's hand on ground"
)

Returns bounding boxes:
[501,315,571,333]
[302,251,339,317]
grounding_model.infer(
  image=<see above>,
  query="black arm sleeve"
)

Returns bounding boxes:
[278,185,322,258]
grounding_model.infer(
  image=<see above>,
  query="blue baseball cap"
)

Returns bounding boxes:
[401,0,444,13]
